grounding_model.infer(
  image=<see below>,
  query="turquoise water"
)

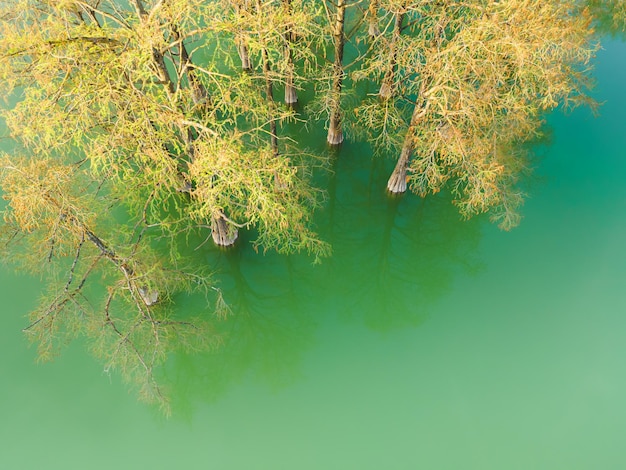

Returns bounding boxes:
[1,39,626,469]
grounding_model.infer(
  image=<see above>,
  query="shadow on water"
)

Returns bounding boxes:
[164,245,318,418]
[163,138,485,417]
[320,145,484,332]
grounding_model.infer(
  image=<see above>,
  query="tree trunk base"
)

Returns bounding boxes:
[368,21,380,38]
[274,171,288,191]
[327,124,344,146]
[238,44,252,71]
[211,214,238,247]
[285,84,298,105]
[379,82,392,100]
[138,287,159,306]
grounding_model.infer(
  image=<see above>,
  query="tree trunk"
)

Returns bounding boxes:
[254,0,285,189]
[387,144,410,193]
[173,26,209,105]
[284,52,297,105]
[368,0,380,38]
[283,0,297,105]
[327,110,344,145]
[234,0,253,71]
[261,46,286,187]
[327,0,346,146]
[211,213,239,247]
[379,8,405,100]
[132,0,177,95]
[387,99,426,193]
[237,40,253,71]
[141,0,237,249]
[153,49,175,94]
[261,47,279,157]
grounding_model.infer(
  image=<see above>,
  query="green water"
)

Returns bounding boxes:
[2,39,626,470]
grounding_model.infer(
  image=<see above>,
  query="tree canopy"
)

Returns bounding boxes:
[0,0,608,411]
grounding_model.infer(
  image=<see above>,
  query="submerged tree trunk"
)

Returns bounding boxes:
[368,0,380,38]
[327,0,346,146]
[387,97,427,193]
[379,7,405,100]
[211,213,239,247]
[387,144,411,193]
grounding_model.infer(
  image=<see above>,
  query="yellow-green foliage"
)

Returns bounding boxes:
[0,154,218,414]
[0,0,603,410]
[355,0,597,229]
[0,0,328,411]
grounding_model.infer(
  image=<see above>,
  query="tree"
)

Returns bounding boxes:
[354,0,598,229]
[0,153,224,412]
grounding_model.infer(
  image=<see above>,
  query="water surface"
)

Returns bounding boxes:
[1,38,626,470]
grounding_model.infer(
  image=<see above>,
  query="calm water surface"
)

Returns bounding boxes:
[1,39,626,470]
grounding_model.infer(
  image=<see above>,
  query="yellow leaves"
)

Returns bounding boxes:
[184,131,327,258]
[0,0,334,411]
[370,0,596,229]
[1,157,66,231]
[454,162,504,216]
[0,155,97,245]
[409,152,447,197]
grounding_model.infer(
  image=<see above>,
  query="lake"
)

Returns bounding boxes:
[1,37,625,470]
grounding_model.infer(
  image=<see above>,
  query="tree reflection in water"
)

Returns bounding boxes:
[163,140,484,416]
